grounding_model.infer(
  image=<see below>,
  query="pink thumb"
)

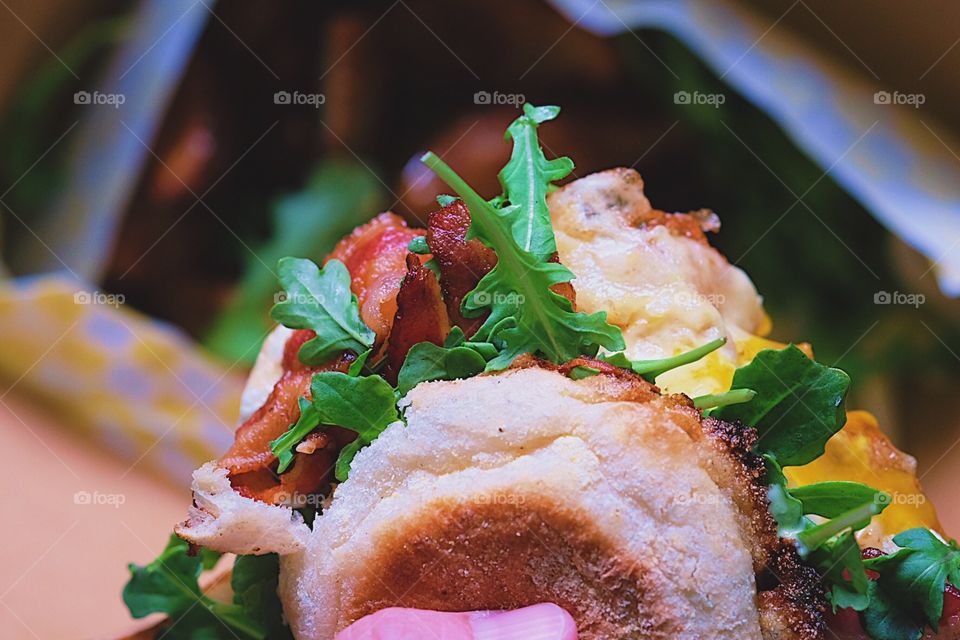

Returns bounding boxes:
[335,603,578,640]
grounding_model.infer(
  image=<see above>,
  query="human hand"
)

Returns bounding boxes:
[334,602,578,639]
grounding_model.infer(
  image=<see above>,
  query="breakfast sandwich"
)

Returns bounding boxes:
[123,104,956,640]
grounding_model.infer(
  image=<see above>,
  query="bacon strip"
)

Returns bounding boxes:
[426,201,497,336]
[327,212,420,345]
[383,254,451,383]
[220,353,353,475]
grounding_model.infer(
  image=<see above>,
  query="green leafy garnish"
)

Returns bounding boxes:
[863,581,928,640]
[496,104,575,260]
[421,104,624,370]
[796,500,887,555]
[272,397,319,474]
[864,528,960,636]
[789,481,888,520]
[270,257,375,365]
[406,235,439,276]
[568,365,601,380]
[713,345,850,466]
[692,387,756,411]
[715,346,885,613]
[763,454,887,612]
[761,435,887,613]
[763,455,805,536]
[123,535,266,639]
[231,554,292,640]
[270,372,399,482]
[395,327,497,395]
[421,142,623,370]
[600,337,726,383]
[347,349,372,376]
[407,236,430,254]
[807,531,872,611]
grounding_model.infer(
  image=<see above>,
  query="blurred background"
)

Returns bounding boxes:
[0,0,959,637]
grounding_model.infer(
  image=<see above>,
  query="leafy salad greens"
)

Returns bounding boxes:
[123,535,290,639]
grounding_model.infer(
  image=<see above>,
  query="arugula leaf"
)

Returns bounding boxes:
[271,397,319,473]
[807,531,871,611]
[407,236,430,254]
[796,500,887,555]
[347,349,372,377]
[270,257,375,365]
[600,337,726,383]
[443,326,500,357]
[231,554,292,640]
[789,481,888,520]
[407,236,440,276]
[764,455,805,536]
[568,365,601,380]
[863,580,926,640]
[496,104,575,260]
[123,535,263,639]
[764,455,886,612]
[421,152,623,370]
[865,528,960,631]
[271,372,399,482]
[712,345,850,466]
[396,341,488,396]
[792,499,886,617]
[693,388,756,410]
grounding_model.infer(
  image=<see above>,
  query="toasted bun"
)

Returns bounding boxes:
[280,366,765,639]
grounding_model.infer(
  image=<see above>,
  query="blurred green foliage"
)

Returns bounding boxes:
[203,160,384,363]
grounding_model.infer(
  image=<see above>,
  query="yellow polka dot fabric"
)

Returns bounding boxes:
[0,275,247,486]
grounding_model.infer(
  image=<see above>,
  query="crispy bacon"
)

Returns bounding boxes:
[383,254,451,383]
[548,253,576,306]
[231,441,333,505]
[220,352,354,475]
[282,328,317,372]
[426,201,497,336]
[327,212,420,345]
